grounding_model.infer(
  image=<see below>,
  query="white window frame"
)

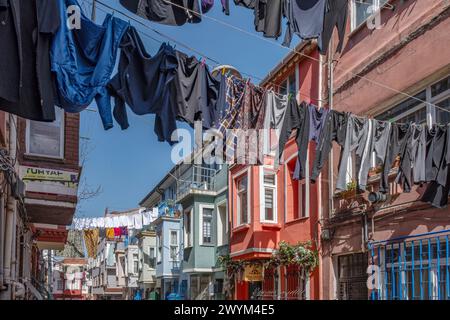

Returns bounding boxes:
[260,167,278,224]
[184,207,193,248]
[233,168,251,227]
[216,200,228,247]
[350,0,388,31]
[371,75,450,168]
[157,233,162,264]
[199,204,215,246]
[25,107,65,159]
[284,153,310,222]
[169,230,179,262]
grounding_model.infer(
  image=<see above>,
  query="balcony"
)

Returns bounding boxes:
[176,166,218,202]
[157,200,182,219]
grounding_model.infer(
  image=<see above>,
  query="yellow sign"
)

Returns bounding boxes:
[244,264,263,282]
[21,166,78,183]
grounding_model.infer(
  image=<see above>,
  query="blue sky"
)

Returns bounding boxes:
[77,0,296,218]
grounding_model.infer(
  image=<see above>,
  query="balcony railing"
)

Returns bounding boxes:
[176,166,218,201]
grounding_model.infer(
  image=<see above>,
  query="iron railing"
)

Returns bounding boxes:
[176,166,218,201]
[369,229,450,300]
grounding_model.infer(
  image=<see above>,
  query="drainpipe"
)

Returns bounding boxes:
[3,114,18,299]
[0,194,5,290]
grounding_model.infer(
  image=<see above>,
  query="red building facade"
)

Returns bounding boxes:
[228,43,324,300]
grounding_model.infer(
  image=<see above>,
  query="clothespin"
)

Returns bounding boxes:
[222,67,226,76]
[201,58,206,67]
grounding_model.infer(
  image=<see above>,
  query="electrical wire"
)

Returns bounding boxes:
[85,0,326,102]
[80,0,449,138]
[159,0,450,116]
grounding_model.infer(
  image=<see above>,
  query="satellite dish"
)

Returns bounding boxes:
[211,65,242,79]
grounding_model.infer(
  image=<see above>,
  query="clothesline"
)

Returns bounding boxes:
[82,1,427,132]
[160,0,450,116]
[85,0,299,96]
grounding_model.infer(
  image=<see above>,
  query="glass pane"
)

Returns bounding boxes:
[279,80,288,96]
[29,107,63,157]
[170,231,177,245]
[398,107,427,124]
[377,91,427,122]
[289,73,296,94]
[431,76,450,97]
[238,176,248,191]
[355,0,375,27]
[240,191,248,224]
[436,98,450,124]
[265,188,274,221]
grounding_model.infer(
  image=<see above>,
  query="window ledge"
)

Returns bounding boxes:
[285,217,309,226]
[232,224,250,234]
[24,153,65,163]
[261,223,282,230]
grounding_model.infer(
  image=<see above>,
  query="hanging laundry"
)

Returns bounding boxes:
[277,98,310,174]
[119,0,201,26]
[310,110,348,183]
[236,81,266,165]
[410,124,427,185]
[51,0,129,130]
[318,0,348,55]
[263,91,290,144]
[108,28,179,144]
[214,74,230,127]
[336,115,371,191]
[119,215,129,228]
[201,0,214,13]
[134,214,143,230]
[421,125,450,208]
[254,0,284,39]
[357,120,391,190]
[83,229,99,258]
[170,50,220,129]
[120,226,129,236]
[105,228,115,240]
[0,0,59,122]
[143,211,152,226]
[114,227,121,237]
[293,104,330,180]
[222,0,230,15]
[283,0,327,47]
[217,76,246,162]
[379,123,412,193]
[234,0,257,9]
[127,215,135,229]
[112,216,121,228]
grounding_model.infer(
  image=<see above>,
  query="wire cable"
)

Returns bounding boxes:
[160,0,450,115]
